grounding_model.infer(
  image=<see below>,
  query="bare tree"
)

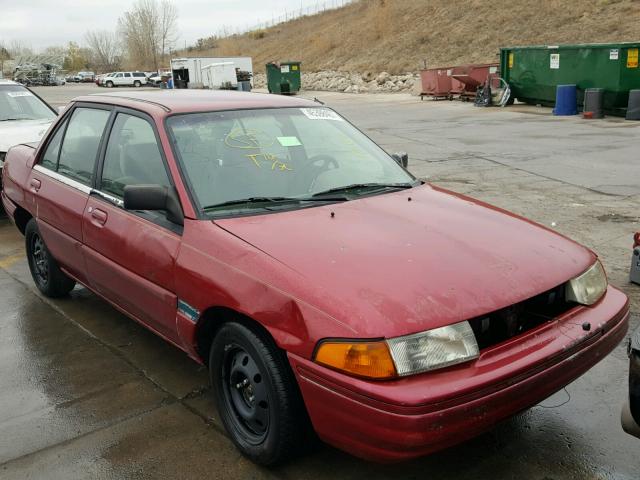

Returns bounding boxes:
[7,40,33,59]
[0,43,10,78]
[118,0,178,71]
[85,30,121,72]
[159,0,178,65]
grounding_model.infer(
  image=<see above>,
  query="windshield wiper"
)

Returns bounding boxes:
[0,118,30,122]
[202,195,348,211]
[310,182,415,198]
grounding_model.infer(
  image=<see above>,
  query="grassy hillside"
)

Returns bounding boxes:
[187,0,640,74]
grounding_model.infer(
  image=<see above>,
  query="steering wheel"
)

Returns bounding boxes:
[297,154,339,192]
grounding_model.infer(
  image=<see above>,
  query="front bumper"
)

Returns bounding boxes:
[621,326,640,437]
[290,286,629,462]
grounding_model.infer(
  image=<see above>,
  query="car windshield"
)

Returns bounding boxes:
[0,86,55,121]
[166,107,416,214]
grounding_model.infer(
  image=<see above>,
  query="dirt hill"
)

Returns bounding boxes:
[187,0,640,74]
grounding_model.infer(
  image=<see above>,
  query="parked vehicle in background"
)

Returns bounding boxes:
[0,80,56,186]
[68,72,95,83]
[78,71,95,83]
[97,73,113,87]
[102,71,147,88]
[622,326,640,438]
[146,69,172,87]
[0,90,629,466]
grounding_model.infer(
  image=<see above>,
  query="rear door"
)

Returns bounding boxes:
[30,105,111,283]
[122,73,132,86]
[82,109,182,342]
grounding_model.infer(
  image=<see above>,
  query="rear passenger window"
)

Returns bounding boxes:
[40,120,67,170]
[58,108,110,185]
[100,113,171,198]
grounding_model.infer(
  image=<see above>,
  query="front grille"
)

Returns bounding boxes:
[468,284,575,350]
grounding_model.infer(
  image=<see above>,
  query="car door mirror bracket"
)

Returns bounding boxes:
[123,184,184,225]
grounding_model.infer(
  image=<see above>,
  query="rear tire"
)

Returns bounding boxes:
[209,322,310,466]
[25,219,75,298]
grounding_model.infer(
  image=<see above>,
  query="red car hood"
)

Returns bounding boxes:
[215,184,594,338]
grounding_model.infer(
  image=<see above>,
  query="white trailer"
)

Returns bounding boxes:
[202,62,237,89]
[170,57,253,89]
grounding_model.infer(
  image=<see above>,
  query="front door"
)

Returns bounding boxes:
[30,106,111,284]
[82,110,182,342]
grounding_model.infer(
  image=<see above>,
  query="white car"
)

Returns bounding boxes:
[0,80,57,184]
[102,71,148,88]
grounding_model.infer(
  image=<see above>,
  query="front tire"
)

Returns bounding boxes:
[209,322,310,466]
[25,219,75,297]
[106,81,114,88]
[134,80,141,87]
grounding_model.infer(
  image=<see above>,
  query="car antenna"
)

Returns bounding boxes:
[313,97,325,105]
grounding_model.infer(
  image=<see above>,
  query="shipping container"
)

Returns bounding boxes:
[500,42,640,115]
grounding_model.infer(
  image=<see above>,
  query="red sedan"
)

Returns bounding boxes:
[1,91,629,465]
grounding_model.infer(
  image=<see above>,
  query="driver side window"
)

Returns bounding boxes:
[100,113,171,198]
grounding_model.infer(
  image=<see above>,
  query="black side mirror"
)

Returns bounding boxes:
[123,184,184,226]
[392,152,409,168]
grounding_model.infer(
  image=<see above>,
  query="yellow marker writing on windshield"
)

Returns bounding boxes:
[245,153,293,171]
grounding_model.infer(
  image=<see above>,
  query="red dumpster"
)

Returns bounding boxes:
[420,67,455,100]
[450,63,499,101]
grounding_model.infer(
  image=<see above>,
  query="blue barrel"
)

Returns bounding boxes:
[553,84,578,115]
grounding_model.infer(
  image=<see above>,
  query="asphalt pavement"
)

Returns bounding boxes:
[0,84,638,479]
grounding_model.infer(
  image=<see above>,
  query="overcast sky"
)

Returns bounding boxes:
[0,0,328,50]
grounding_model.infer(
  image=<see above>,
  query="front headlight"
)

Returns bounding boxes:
[566,260,608,306]
[314,320,479,379]
[387,321,479,376]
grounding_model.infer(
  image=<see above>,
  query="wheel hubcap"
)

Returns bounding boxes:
[224,346,270,441]
[31,234,49,285]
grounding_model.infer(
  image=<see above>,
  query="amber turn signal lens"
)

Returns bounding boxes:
[314,341,397,379]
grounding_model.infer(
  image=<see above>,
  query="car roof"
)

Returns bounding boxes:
[75,90,317,115]
[0,79,20,86]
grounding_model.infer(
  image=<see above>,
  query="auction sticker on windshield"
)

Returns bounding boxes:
[301,108,344,122]
[7,91,34,97]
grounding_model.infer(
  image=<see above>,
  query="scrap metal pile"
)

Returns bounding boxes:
[12,54,65,86]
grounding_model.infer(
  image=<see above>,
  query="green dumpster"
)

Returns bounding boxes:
[266,61,301,95]
[500,42,640,116]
